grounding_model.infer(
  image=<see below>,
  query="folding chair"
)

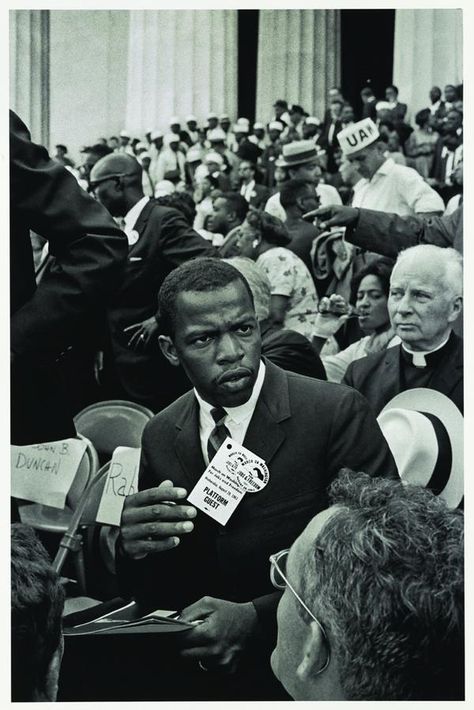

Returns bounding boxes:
[16,435,100,593]
[74,400,153,464]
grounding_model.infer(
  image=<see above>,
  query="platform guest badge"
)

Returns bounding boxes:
[187,437,269,525]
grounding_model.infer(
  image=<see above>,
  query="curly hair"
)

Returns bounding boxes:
[301,470,464,700]
[11,524,65,701]
[156,257,255,337]
[155,191,196,226]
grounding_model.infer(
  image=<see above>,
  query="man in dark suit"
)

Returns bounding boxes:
[117,258,397,700]
[88,153,214,412]
[343,245,463,415]
[10,110,128,445]
[385,85,407,125]
[280,178,320,275]
[238,160,270,208]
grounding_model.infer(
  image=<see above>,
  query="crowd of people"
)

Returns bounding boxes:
[11,77,464,703]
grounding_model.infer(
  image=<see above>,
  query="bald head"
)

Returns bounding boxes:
[89,153,144,217]
[90,153,142,183]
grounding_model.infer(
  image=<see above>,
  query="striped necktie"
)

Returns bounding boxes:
[207,407,231,462]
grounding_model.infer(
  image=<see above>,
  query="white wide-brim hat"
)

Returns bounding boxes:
[378,388,463,509]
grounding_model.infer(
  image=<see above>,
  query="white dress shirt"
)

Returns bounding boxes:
[240,179,256,203]
[351,158,444,216]
[194,361,266,465]
[123,196,150,246]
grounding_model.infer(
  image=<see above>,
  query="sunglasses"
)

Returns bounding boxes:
[270,548,330,674]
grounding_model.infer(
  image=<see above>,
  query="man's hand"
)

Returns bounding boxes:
[120,480,197,559]
[313,295,350,339]
[178,597,258,673]
[124,316,159,351]
[303,204,359,230]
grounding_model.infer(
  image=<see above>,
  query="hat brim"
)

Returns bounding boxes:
[277,153,319,168]
[380,388,463,508]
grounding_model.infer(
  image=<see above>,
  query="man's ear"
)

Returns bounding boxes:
[158,335,180,367]
[296,620,328,682]
[448,295,463,322]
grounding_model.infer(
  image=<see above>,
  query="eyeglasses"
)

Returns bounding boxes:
[270,548,330,674]
[87,172,135,194]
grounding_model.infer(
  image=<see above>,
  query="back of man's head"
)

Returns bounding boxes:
[280,178,313,211]
[11,524,65,701]
[221,192,250,224]
[89,152,143,188]
[300,471,464,700]
[156,257,254,338]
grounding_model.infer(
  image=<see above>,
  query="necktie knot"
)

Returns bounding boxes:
[211,407,227,426]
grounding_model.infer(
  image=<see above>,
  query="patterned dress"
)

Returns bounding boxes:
[256,247,319,341]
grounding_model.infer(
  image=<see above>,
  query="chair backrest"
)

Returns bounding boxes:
[16,436,99,530]
[74,400,153,464]
[80,462,111,525]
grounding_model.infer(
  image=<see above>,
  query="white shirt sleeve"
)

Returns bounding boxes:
[396,166,445,213]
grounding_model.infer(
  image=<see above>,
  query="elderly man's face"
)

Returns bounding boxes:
[164,281,261,407]
[271,507,338,700]
[388,255,461,351]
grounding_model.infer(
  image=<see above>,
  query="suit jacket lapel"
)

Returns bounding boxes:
[174,395,206,487]
[243,360,290,465]
[129,199,155,250]
[379,347,403,408]
[429,334,463,396]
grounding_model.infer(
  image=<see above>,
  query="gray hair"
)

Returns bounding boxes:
[301,470,464,700]
[223,256,271,321]
[393,245,463,300]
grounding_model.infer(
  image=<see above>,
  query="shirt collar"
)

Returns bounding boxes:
[401,332,451,367]
[194,360,266,425]
[373,157,395,178]
[124,195,150,241]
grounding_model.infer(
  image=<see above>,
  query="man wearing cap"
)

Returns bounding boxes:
[169,117,192,148]
[148,131,164,185]
[88,152,214,411]
[206,127,240,188]
[118,130,135,157]
[249,122,267,152]
[233,122,260,163]
[337,118,444,217]
[264,140,342,222]
[206,112,219,134]
[287,104,306,140]
[360,86,377,121]
[343,244,463,415]
[153,133,186,185]
[184,116,199,145]
[261,121,284,188]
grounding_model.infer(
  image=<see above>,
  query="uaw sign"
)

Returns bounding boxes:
[11,438,88,509]
[337,118,380,156]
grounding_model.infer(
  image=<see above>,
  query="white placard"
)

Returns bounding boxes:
[96,447,141,526]
[187,437,268,525]
[11,438,88,509]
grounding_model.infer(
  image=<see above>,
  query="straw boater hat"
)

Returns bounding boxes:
[275,139,319,168]
[337,117,380,156]
[377,388,463,509]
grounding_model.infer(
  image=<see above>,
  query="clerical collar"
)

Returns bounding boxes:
[401,333,451,368]
[194,360,266,425]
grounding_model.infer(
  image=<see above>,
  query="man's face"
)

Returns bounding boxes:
[348,144,384,179]
[208,118,218,129]
[220,119,231,132]
[187,121,197,132]
[254,128,265,140]
[290,111,303,126]
[109,138,119,150]
[170,124,181,134]
[81,151,100,179]
[274,105,284,119]
[166,281,261,407]
[120,136,129,147]
[238,161,254,182]
[385,87,397,103]
[290,160,321,185]
[444,110,462,135]
[444,85,457,102]
[430,86,441,103]
[268,129,281,142]
[91,176,126,217]
[271,507,338,700]
[153,137,164,150]
[302,123,318,139]
[340,106,354,124]
[329,101,342,120]
[169,141,179,153]
[209,196,232,234]
[388,255,461,350]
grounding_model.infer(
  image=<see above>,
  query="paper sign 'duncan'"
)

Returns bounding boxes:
[96,447,141,526]
[11,438,88,509]
[187,437,269,525]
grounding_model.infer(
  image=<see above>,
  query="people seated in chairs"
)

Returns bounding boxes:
[11,523,65,701]
[271,469,464,700]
